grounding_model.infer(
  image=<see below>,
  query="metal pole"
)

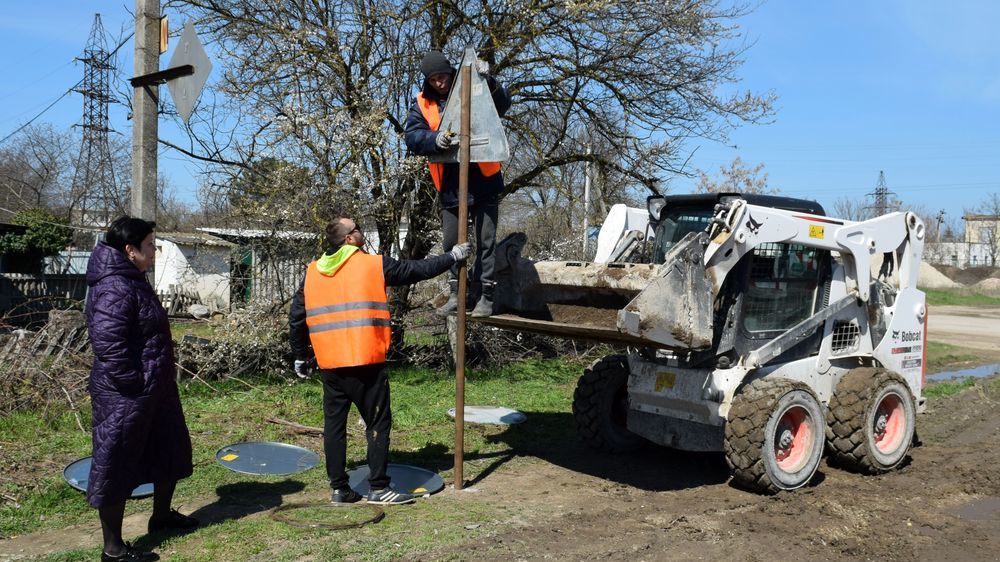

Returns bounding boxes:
[454,64,472,491]
[131,0,159,222]
[582,144,591,255]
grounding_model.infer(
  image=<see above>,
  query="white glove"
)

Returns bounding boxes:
[293,359,312,379]
[475,59,490,75]
[435,130,455,149]
[449,242,472,263]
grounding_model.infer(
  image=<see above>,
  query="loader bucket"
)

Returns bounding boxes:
[477,232,715,351]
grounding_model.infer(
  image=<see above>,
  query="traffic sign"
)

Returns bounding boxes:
[167,21,212,123]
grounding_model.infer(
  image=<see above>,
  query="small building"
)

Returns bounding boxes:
[154,232,236,313]
[926,214,1000,268]
[197,227,317,307]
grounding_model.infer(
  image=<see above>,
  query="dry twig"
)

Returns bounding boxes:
[266,416,323,436]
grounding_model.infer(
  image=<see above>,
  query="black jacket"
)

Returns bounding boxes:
[288,251,455,361]
[403,74,512,209]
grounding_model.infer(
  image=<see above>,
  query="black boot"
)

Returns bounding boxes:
[471,282,495,318]
[436,280,459,317]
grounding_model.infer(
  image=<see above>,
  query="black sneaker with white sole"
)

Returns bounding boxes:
[367,488,416,505]
[331,488,363,504]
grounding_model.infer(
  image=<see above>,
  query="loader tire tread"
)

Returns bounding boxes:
[826,367,914,474]
[572,354,644,453]
[724,378,810,494]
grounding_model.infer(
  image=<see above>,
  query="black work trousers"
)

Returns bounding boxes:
[441,198,498,285]
[320,363,391,491]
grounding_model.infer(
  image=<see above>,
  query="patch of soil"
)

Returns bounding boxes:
[410,374,1000,562]
[936,266,1000,286]
[973,278,1000,294]
[546,304,618,327]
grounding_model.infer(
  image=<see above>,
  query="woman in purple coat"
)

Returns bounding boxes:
[86,217,197,562]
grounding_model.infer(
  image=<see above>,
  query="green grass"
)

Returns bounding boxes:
[924,340,983,373]
[169,319,221,341]
[0,358,587,560]
[0,409,94,536]
[923,376,978,398]
[401,327,448,347]
[923,288,1000,306]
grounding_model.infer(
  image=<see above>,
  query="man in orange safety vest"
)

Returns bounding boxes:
[404,49,512,318]
[289,217,470,505]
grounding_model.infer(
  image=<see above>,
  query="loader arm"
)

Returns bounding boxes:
[702,201,926,303]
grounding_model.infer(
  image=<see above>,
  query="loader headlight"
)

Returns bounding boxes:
[647,196,666,221]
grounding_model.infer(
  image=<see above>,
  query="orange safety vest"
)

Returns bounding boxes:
[417,92,501,191]
[304,252,391,369]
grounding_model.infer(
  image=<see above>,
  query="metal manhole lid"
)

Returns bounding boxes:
[63,457,154,498]
[447,405,527,425]
[215,441,320,476]
[347,463,445,497]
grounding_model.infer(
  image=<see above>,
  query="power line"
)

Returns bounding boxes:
[0,31,134,147]
[0,58,76,104]
[0,88,78,145]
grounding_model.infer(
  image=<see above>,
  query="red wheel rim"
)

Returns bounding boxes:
[773,406,814,472]
[873,392,906,454]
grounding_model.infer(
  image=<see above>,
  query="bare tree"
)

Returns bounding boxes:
[695,156,773,194]
[831,196,871,222]
[161,0,775,316]
[0,125,76,221]
[166,0,773,225]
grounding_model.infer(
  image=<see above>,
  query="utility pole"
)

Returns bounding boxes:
[131,0,160,221]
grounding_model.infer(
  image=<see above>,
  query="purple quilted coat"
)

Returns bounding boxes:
[84,242,192,508]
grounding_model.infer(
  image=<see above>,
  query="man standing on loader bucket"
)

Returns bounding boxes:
[404,49,512,317]
[288,217,470,505]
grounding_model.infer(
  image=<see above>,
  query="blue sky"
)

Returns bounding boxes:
[671,0,1000,225]
[1,1,998,226]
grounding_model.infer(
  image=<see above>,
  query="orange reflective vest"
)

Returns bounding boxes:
[304,252,391,369]
[417,92,501,191]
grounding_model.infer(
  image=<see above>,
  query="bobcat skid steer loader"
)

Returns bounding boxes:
[478,193,927,493]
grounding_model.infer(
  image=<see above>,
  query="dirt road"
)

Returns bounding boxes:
[406,305,1000,562]
[928,305,1000,350]
[412,374,1000,562]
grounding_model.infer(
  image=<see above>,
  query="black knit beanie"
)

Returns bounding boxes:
[420,50,453,77]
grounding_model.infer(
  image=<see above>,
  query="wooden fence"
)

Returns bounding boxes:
[0,273,88,327]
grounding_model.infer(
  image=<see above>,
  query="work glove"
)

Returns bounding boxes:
[293,359,312,379]
[475,59,490,75]
[435,130,456,149]
[449,242,472,263]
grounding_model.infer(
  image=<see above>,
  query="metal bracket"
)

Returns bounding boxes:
[129,64,194,88]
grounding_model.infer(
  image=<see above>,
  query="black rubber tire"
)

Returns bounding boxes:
[572,354,645,453]
[826,367,916,474]
[725,378,826,494]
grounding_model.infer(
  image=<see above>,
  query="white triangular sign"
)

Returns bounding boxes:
[428,45,510,163]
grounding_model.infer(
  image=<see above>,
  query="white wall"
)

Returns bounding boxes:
[155,239,232,311]
[924,241,991,268]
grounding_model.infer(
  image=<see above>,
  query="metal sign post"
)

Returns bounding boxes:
[454,62,472,491]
